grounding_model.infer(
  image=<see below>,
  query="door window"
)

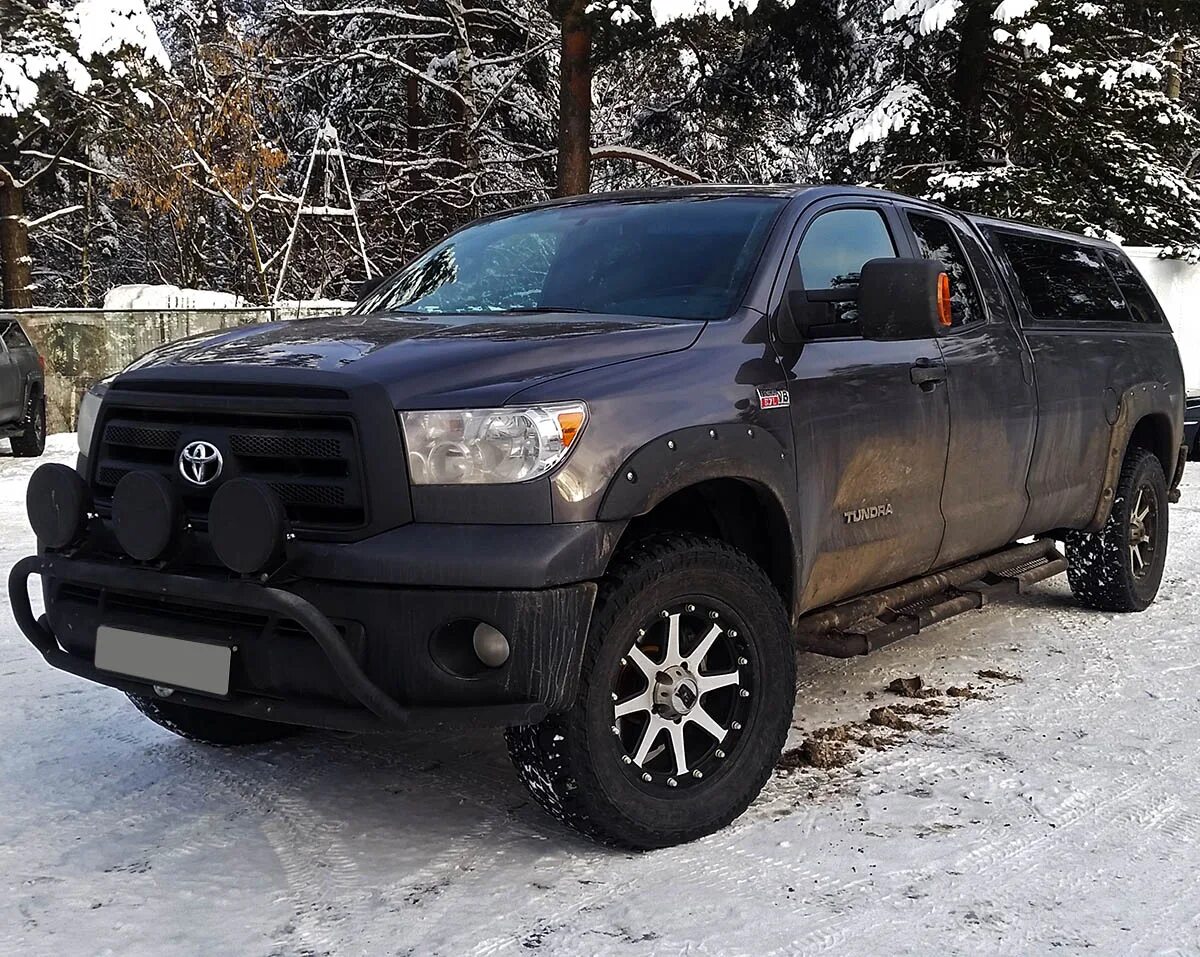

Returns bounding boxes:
[907,213,983,327]
[797,208,896,291]
[997,233,1129,323]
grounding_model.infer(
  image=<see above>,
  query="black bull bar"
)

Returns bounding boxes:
[8,554,548,733]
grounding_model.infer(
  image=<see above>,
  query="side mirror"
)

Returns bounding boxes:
[357,275,387,301]
[858,257,952,341]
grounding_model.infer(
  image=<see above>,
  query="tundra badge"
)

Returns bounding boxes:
[844,503,894,524]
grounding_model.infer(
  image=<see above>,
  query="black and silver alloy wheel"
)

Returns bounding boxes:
[1127,483,1157,579]
[506,532,795,849]
[612,603,751,790]
[1067,445,1168,612]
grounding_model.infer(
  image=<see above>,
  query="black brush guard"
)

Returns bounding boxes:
[9,554,548,733]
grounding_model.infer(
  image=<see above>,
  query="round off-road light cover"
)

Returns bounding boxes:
[112,471,183,562]
[26,463,90,549]
[209,478,288,575]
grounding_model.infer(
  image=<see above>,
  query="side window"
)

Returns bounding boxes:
[958,226,1016,324]
[1,321,31,350]
[797,208,896,291]
[998,233,1129,323]
[796,208,896,323]
[907,213,983,327]
[1102,251,1166,324]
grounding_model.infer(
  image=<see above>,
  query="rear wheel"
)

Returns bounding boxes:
[506,533,795,849]
[1066,446,1168,612]
[127,693,303,746]
[10,393,45,457]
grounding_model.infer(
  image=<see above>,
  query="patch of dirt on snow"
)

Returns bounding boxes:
[976,668,1023,682]
[886,675,941,698]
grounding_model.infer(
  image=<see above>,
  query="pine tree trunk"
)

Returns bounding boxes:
[1165,34,1184,100]
[952,0,994,163]
[0,167,34,309]
[555,1,592,197]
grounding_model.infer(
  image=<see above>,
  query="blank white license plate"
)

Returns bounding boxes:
[94,626,232,696]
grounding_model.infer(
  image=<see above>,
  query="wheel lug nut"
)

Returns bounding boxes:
[620,657,627,666]
[738,656,748,666]
[715,749,726,759]
[727,629,738,638]
[709,610,719,619]
[611,724,620,734]
[686,604,696,613]
[641,772,652,783]
[667,777,678,788]
[622,755,632,764]
[611,692,618,701]
[731,721,742,730]
[661,610,670,618]
[638,628,646,638]
[739,689,750,698]
[692,770,703,779]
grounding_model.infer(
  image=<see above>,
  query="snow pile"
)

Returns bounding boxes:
[103,284,247,310]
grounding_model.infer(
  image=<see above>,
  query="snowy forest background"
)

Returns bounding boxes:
[2,0,1197,309]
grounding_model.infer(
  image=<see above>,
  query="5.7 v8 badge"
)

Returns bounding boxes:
[756,388,790,410]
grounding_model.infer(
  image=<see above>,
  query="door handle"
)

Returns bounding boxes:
[910,358,946,389]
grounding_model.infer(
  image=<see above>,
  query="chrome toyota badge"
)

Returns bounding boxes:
[179,440,223,486]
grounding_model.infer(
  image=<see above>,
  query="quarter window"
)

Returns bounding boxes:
[1101,251,1165,324]
[907,213,983,327]
[998,233,1129,323]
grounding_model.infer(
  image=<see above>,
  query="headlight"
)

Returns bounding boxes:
[77,376,114,454]
[400,402,587,485]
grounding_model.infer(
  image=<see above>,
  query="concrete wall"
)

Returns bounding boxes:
[1,304,349,434]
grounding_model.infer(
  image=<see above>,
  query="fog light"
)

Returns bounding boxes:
[112,471,182,561]
[472,622,510,668]
[26,463,90,549]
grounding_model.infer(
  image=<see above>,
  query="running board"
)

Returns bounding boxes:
[795,538,1067,658]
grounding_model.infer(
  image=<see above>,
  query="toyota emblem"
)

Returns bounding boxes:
[179,440,224,486]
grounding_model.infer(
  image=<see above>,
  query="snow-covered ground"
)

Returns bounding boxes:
[2,436,1199,956]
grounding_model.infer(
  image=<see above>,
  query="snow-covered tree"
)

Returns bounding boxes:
[0,0,170,306]
[816,0,1200,250]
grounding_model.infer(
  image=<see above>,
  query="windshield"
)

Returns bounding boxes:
[355,196,785,321]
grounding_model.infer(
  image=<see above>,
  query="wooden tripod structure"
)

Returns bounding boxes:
[272,120,372,303]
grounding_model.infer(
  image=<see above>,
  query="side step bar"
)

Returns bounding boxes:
[796,538,1067,658]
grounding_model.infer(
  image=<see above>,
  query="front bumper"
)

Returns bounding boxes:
[10,551,597,733]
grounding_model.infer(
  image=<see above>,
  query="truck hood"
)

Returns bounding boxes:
[122,311,704,406]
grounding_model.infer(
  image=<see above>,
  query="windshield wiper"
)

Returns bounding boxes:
[501,306,595,314]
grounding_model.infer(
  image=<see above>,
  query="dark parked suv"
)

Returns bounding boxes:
[0,317,46,457]
[11,186,1185,848]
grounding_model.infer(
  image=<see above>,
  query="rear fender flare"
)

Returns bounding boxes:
[1086,381,1177,532]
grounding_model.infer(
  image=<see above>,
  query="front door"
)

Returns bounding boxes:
[776,201,952,612]
[895,207,1039,566]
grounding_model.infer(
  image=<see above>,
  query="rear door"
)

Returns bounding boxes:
[774,199,952,611]
[0,325,20,425]
[896,206,1038,565]
[980,228,1153,533]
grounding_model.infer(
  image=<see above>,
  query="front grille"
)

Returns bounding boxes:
[92,405,367,532]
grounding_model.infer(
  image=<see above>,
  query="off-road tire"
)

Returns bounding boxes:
[127,693,303,746]
[10,393,45,457]
[505,532,795,850]
[1066,446,1168,612]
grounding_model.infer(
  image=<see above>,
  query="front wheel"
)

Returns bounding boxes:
[1066,446,1168,612]
[506,533,795,849]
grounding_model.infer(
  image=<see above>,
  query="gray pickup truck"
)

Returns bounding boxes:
[11,186,1186,849]
[0,318,46,457]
